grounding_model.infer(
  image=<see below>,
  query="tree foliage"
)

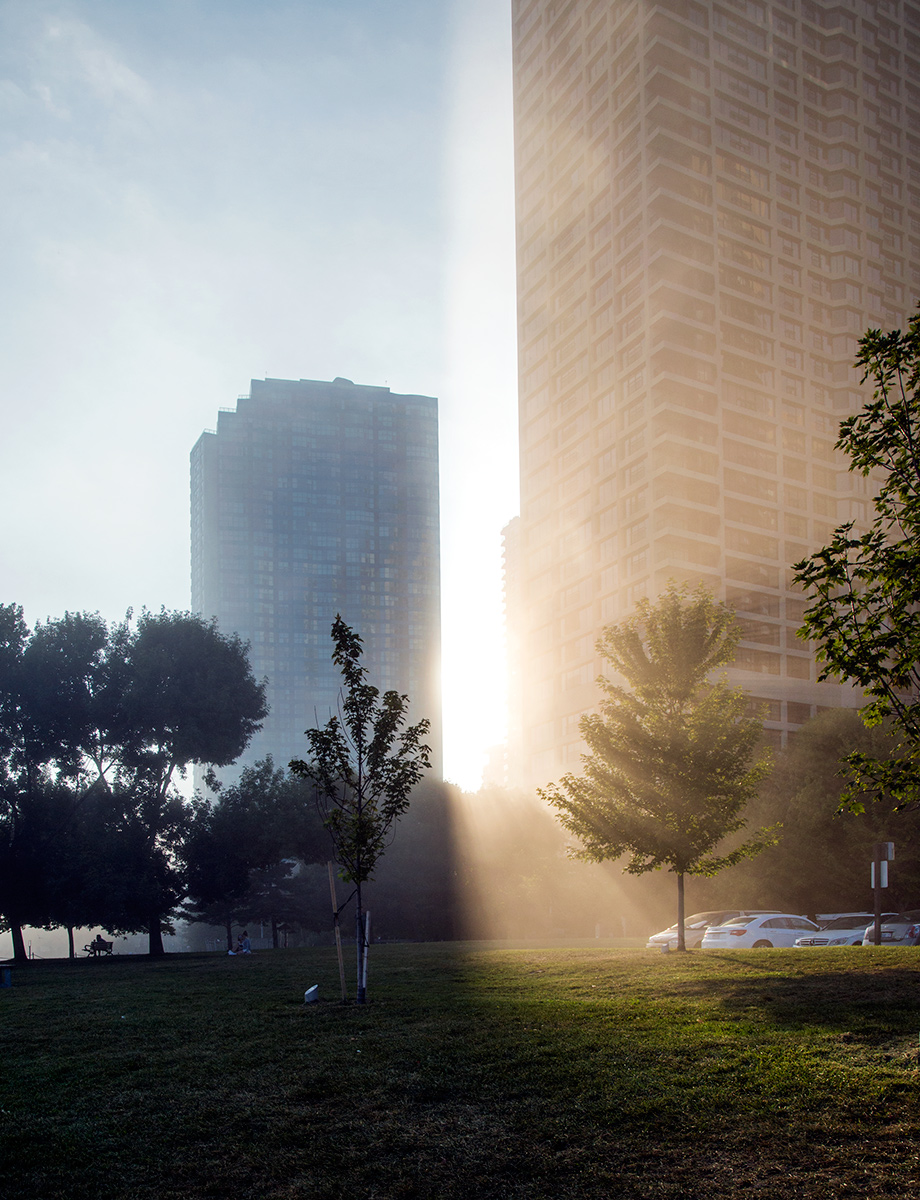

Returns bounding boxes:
[290,615,431,1000]
[183,757,327,949]
[0,604,267,959]
[541,585,775,950]
[795,310,920,810]
[183,781,460,950]
[698,709,920,916]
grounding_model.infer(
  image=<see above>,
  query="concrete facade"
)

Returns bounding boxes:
[512,0,919,785]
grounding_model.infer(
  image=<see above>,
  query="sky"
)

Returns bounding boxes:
[0,0,519,790]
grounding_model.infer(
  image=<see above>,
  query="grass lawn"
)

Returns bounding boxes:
[1,943,919,1198]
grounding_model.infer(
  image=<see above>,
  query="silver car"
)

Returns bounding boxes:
[794,914,875,947]
[861,910,920,946]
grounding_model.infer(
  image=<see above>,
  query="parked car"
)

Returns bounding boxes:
[646,910,779,951]
[794,914,875,947]
[860,910,920,946]
[701,913,821,949]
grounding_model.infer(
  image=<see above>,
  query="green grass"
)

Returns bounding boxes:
[2,944,919,1198]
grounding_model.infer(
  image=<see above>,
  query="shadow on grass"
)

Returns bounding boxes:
[3,947,920,1199]
[669,952,920,1039]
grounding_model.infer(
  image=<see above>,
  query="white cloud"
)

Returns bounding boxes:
[43,16,152,108]
[33,80,70,118]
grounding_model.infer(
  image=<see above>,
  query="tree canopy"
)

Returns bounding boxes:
[540,584,774,950]
[794,308,920,810]
[183,757,327,950]
[0,604,267,959]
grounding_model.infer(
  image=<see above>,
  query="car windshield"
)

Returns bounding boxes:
[722,917,754,927]
[659,912,729,933]
[820,916,871,930]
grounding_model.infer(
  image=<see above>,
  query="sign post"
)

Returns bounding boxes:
[871,842,894,945]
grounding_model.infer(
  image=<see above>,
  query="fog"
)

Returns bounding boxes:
[8,726,894,962]
[0,0,517,792]
[447,787,674,941]
[0,782,689,961]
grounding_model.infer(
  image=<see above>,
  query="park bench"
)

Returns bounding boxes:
[83,939,113,957]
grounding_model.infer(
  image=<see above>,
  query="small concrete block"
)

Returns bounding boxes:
[304,985,319,1004]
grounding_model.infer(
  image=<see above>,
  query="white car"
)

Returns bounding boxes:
[794,914,875,947]
[646,910,778,951]
[701,913,821,949]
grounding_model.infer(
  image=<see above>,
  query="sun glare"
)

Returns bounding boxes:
[439,0,518,791]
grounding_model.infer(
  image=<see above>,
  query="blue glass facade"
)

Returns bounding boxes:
[191,376,441,777]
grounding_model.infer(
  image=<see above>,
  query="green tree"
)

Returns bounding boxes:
[100,609,268,954]
[540,585,775,951]
[699,709,920,916]
[183,757,327,950]
[794,309,920,810]
[0,605,267,959]
[0,605,109,961]
[290,616,431,1001]
[234,861,324,948]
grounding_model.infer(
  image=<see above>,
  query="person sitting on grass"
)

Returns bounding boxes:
[236,931,251,955]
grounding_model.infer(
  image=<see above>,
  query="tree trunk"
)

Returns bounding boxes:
[10,923,27,964]
[225,920,233,952]
[355,879,366,1004]
[148,917,165,957]
[271,915,279,949]
[67,926,75,959]
[676,872,686,952]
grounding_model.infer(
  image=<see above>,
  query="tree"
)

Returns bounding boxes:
[183,757,327,950]
[0,605,108,961]
[290,616,431,1001]
[794,309,920,811]
[697,709,920,916]
[0,605,267,959]
[540,585,775,951]
[95,609,269,954]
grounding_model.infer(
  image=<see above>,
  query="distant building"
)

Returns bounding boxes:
[512,0,917,785]
[191,376,442,778]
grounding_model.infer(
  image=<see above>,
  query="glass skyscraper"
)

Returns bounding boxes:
[191,376,441,777]
[512,0,918,785]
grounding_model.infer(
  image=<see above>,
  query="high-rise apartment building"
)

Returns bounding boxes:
[191,376,441,777]
[512,0,919,785]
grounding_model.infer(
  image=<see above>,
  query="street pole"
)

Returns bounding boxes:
[873,843,882,946]
[872,842,894,946]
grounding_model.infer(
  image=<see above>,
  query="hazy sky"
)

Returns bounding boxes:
[0,0,518,790]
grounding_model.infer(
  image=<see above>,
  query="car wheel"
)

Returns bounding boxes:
[752,940,772,948]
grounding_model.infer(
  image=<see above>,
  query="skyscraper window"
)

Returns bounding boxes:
[191,377,441,779]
